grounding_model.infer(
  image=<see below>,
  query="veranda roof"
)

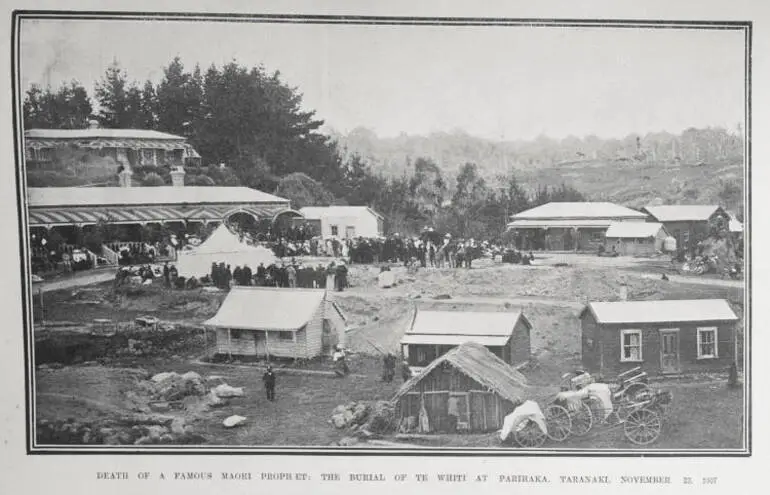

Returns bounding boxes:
[392,342,530,404]
[605,222,667,238]
[512,202,646,221]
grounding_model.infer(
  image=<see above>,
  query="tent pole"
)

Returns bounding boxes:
[227,328,232,361]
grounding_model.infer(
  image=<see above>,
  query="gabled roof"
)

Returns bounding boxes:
[392,342,529,404]
[512,202,646,220]
[405,309,530,340]
[28,186,289,208]
[642,205,724,222]
[25,128,186,141]
[605,222,667,239]
[581,299,738,325]
[204,287,341,331]
[299,206,384,220]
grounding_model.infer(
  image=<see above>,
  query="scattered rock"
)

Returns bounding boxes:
[338,436,359,447]
[151,372,179,383]
[213,384,244,398]
[223,415,247,428]
[150,402,170,412]
[204,390,227,408]
[170,418,187,435]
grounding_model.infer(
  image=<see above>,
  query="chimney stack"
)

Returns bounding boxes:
[171,166,186,187]
[118,168,132,188]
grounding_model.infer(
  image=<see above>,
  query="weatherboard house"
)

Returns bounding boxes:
[298,206,384,239]
[400,309,531,369]
[580,299,739,376]
[641,205,731,254]
[604,222,672,256]
[203,287,347,360]
[507,202,647,252]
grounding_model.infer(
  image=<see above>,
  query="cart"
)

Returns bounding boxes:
[507,367,671,448]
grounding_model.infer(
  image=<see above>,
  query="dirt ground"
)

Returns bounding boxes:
[32,254,747,449]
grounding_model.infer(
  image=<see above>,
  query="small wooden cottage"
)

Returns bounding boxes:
[604,222,671,256]
[580,299,739,376]
[400,309,532,370]
[642,205,731,254]
[203,287,346,359]
[392,342,529,433]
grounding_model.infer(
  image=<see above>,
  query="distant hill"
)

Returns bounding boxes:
[328,126,745,215]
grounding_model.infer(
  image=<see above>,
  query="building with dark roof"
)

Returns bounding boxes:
[641,205,731,254]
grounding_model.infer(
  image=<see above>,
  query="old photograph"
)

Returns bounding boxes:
[13,12,749,454]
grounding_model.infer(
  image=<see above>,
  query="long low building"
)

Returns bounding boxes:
[507,202,648,251]
[26,168,298,234]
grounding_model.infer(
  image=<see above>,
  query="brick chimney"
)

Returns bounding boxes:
[118,168,132,187]
[170,166,186,187]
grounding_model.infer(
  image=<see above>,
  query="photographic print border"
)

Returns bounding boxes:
[11,10,752,457]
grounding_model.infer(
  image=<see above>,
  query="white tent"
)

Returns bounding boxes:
[176,224,277,278]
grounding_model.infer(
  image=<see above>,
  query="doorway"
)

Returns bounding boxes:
[659,329,680,373]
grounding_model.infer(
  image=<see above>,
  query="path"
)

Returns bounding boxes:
[35,268,116,293]
[621,270,744,289]
[334,291,584,310]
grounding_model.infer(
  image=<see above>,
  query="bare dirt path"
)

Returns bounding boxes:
[36,268,116,293]
[620,270,744,289]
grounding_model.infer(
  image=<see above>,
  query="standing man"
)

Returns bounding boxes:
[262,365,276,401]
[163,262,170,288]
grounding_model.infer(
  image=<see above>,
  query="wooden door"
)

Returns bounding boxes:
[659,329,680,373]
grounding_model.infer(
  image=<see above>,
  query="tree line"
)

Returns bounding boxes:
[25,57,585,239]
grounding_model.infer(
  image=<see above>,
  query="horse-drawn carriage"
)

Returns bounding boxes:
[503,366,672,448]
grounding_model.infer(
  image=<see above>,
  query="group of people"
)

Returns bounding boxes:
[208,259,350,292]
[381,352,412,383]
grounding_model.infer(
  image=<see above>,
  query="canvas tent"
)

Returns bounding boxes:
[176,224,276,278]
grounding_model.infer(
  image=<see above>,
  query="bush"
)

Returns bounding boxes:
[142,172,166,187]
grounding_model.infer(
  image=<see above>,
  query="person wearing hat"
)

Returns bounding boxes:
[335,259,348,292]
[262,365,276,401]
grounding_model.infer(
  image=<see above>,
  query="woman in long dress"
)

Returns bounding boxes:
[325,262,336,291]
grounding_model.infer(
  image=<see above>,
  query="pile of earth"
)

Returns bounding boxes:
[329,400,396,438]
[128,371,244,415]
[36,416,206,446]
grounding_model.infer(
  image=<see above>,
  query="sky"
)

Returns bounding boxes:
[19,19,747,141]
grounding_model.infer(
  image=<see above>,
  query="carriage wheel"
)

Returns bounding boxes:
[571,402,594,436]
[513,420,546,448]
[545,404,572,442]
[624,408,662,445]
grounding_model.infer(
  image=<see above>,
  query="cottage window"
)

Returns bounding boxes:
[590,232,604,242]
[142,149,154,165]
[697,327,718,359]
[330,225,339,237]
[231,329,242,339]
[277,331,294,341]
[620,329,642,362]
[416,348,427,364]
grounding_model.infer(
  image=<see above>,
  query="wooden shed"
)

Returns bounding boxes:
[580,299,739,376]
[203,287,346,359]
[604,221,671,256]
[392,342,529,433]
[400,309,532,371]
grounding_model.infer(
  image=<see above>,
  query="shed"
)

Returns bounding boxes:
[400,309,532,369]
[392,342,529,433]
[604,222,671,256]
[299,206,384,239]
[580,299,739,376]
[641,205,730,254]
[203,287,346,359]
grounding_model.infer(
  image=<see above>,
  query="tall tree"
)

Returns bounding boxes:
[23,81,93,129]
[156,57,203,136]
[94,62,133,128]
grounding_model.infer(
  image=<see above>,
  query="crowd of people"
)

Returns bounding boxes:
[207,259,350,291]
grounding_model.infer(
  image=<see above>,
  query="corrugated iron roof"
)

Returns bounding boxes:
[392,342,529,404]
[299,206,383,220]
[400,334,511,347]
[27,187,289,208]
[583,299,738,325]
[512,202,646,220]
[605,222,667,238]
[406,310,530,337]
[204,287,334,331]
[643,205,722,222]
[25,128,186,141]
[507,219,615,229]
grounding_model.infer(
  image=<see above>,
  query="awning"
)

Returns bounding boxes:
[27,138,186,150]
[400,334,511,347]
[28,204,292,228]
[507,219,613,229]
